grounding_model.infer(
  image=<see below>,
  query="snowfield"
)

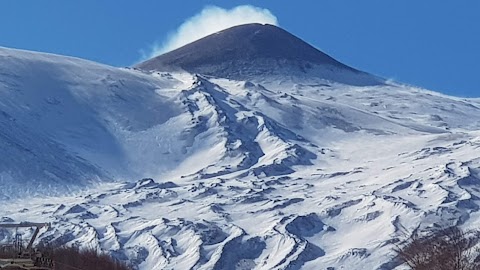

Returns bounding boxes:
[1,43,480,270]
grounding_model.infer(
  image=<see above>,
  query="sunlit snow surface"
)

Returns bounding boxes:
[1,47,480,269]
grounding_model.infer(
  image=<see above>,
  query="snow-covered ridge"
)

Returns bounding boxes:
[1,43,480,270]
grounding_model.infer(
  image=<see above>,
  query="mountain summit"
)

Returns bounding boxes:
[137,23,382,85]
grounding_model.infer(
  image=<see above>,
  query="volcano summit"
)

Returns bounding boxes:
[137,23,382,85]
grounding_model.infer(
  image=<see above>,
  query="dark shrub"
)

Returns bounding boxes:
[395,226,480,270]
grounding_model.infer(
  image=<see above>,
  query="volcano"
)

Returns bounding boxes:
[1,23,480,270]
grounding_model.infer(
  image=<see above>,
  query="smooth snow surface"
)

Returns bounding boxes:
[1,46,480,269]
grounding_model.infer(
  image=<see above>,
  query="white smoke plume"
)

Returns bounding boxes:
[140,5,278,60]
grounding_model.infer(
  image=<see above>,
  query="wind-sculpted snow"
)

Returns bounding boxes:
[2,46,480,269]
[4,134,480,269]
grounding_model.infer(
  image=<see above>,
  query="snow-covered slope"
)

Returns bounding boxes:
[1,24,480,270]
[0,47,217,196]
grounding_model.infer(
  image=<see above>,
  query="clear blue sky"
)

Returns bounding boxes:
[1,1,479,97]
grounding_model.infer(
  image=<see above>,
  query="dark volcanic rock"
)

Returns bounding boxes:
[136,24,382,85]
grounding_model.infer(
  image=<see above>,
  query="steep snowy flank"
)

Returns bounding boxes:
[1,27,480,269]
[0,47,185,196]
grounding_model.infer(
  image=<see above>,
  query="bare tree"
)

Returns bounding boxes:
[395,226,480,270]
[45,246,132,270]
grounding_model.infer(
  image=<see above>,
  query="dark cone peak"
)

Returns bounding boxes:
[137,23,381,85]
